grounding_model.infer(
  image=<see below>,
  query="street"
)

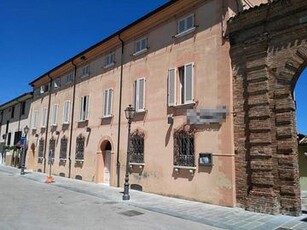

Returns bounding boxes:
[0,168,219,230]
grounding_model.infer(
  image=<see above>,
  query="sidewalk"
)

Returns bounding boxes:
[1,165,307,230]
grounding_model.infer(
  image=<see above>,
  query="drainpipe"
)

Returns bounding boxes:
[43,75,52,173]
[116,34,124,187]
[16,99,22,134]
[68,61,77,178]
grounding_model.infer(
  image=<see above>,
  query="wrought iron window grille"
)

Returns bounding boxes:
[59,136,68,160]
[75,134,85,160]
[38,138,44,158]
[129,130,144,164]
[174,130,195,167]
[49,137,56,159]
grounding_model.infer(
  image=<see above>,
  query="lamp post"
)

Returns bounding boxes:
[123,105,135,200]
[20,125,29,175]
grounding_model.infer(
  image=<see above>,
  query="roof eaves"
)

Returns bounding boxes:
[0,92,33,111]
[29,0,177,87]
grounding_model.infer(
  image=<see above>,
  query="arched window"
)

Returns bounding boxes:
[174,130,195,167]
[130,130,144,163]
[75,134,85,161]
[38,138,44,158]
[49,137,56,159]
[60,136,68,160]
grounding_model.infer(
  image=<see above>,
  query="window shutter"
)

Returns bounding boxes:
[80,97,84,121]
[63,101,70,123]
[51,105,58,125]
[138,78,145,111]
[84,96,89,120]
[103,90,108,117]
[133,80,137,110]
[184,63,193,103]
[107,89,113,116]
[168,69,176,106]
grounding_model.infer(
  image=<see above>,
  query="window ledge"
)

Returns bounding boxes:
[102,115,113,119]
[62,122,70,125]
[133,48,148,57]
[75,159,84,162]
[78,119,88,123]
[174,165,196,175]
[174,27,196,38]
[129,162,145,169]
[59,158,67,161]
[169,102,195,108]
[104,63,115,69]
[80,73,90,78]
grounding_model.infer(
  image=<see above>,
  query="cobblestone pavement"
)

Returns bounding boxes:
[1,164,307,230]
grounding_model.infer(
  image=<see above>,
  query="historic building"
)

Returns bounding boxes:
[0,92,32,166]
[2,0,283,211]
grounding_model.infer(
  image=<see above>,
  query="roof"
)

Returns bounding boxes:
[0,92,33,111]
[29,0,178,87]
[300,136,307,146]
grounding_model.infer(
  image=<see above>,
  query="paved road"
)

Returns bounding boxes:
[0,169,220,230]
[2,165,307,230]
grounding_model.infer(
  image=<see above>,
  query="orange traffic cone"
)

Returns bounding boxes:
[45,176,54,183]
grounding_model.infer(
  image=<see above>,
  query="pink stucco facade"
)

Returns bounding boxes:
[24,0,252,207]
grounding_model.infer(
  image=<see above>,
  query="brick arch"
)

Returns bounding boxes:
[228,0,307,215]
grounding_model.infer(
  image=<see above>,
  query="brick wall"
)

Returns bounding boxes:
[228,0,307,215]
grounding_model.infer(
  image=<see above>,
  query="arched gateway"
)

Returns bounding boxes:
[228,0,307,215]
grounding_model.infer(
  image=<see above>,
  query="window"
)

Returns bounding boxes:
[40,84,49,94]
[133,78,145,112]
[130,130,144,163]
[41,108,48,128]
[75,134,85,161]
[50,104,58,126]
[134,37,147,55]
[103,89,113,117]
[34,88,40,97]
[53,78,61,89]
[31,111,38,129]
[63,100,71,124]
[177,14,195,35]
[174,130,195,167]
[21,101,26,116]
[49,137,56,159]
[66,72,74,84]
[168,63,194,106]
[11,106,15,118]
[7,132,11,146]
[79,96,89,121]
[14,131,22,145]
[38,138,45,158]
[59,136,68,160]
[81,65,90,78]
[105,52,115,68]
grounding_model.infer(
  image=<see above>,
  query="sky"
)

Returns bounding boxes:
[0,0,306,134]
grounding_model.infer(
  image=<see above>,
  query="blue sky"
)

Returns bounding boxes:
[0,0,306,134]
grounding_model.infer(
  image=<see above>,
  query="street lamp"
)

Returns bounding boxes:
[123,105,135,200]
[20,125,29,175]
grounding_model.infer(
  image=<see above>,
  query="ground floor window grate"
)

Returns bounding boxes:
[174,130,195,167]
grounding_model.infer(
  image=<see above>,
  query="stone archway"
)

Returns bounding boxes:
[228,0,307,215]
[96,137,113,185]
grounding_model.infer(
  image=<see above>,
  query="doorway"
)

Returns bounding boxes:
[98,140,112,185]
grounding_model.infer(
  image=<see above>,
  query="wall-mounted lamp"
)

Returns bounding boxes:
[80,55,87,61]
[304,152,307,157]
[35,134,39,138]
[168,116,173,125]
[86,127,91,132]
[55,131,60,135]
